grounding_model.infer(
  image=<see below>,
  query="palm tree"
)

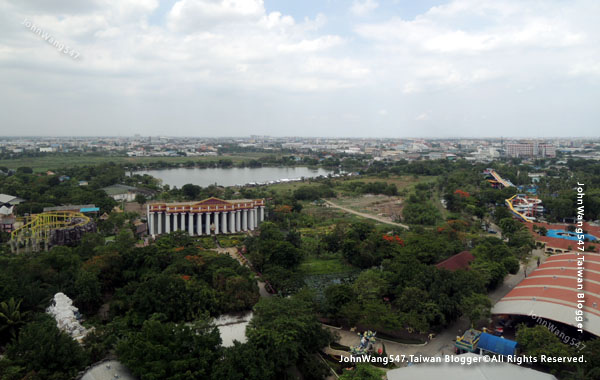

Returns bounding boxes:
[0,297,30,339]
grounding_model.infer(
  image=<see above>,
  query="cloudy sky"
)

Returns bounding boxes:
[1,0,598,137]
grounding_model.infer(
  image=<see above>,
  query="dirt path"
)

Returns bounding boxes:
[324,200,409,230]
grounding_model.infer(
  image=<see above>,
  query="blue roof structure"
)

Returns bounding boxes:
[477,333,517,356]
[80,207,100,213]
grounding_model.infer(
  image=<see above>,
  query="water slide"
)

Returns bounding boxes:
[488,169,515,188]
[505,195,534,223]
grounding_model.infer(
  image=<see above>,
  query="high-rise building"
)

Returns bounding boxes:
[506,142,555,158]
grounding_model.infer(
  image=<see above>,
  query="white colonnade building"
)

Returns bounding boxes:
[147,197,265,236]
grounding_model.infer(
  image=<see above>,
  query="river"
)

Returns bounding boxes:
[135,166,332,188]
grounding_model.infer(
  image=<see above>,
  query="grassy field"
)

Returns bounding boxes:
[265,174,438,198]
[301,202,367,225]
[264,180,326,196]
[0,152,270,172]
[299,256,352,275]
[314,175,438,224]
[339,174,438,189]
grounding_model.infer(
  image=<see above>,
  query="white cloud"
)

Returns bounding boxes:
[0,0,598,136]
[415,112,429,121]
[355,0,599,92]
[0,0,360,92]
[350,0,378,16]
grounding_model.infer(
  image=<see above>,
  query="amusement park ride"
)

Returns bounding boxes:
[483,169,544,223]
[350,330,377,355]
[9,211,96,253]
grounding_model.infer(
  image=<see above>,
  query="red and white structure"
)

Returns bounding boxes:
[492,253,600,337]
[147,197,265,236]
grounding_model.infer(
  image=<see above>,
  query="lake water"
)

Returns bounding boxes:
[136,166,332,188]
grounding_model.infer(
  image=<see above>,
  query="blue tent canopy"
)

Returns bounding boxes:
[477,333,517,356]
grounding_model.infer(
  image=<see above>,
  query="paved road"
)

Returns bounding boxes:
[324,200,409,230]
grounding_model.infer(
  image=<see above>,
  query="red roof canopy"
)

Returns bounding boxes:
[436,251,475,271]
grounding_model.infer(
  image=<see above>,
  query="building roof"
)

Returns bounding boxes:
[477,333,517,356]
[492,253,600,337]
[436,251,475,271]
[43,204,97,212]
[157,197,259,206]
[386,353,556,380]
[149,197,265,213]
[525,222,600,253]
[101,184,155,196]
[81,360,136,380]
[0,194,25,205]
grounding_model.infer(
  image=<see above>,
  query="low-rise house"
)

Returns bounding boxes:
[101,184,156,202]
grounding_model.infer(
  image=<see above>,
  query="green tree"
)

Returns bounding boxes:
[516,324,574,374]
[73,270,102,314]
[135,193,147,205]
[211,341,275,380]
[4,314,88,380]
[117,318,221,380]
[0,298,30,341]
[353,269,388,304]
[181,184,201,200]
[246,291,331,377]
[460,293,491,326]
[499,218,521,235]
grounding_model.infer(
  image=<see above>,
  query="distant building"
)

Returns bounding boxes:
[506,142,555,158]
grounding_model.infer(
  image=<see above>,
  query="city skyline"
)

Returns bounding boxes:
[1,0,599,137]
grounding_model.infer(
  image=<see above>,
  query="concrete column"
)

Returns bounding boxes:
[147,205,151,233]
[188,212,194,236]
[221,211,228,234]
[242,209,248,231]
[197,213,202,236]
[229,211,235,233]
[158,212,163,234]
[205,213,211,235]
[253,207,258,227]
[260,206,265,223]
[148,212,154,235]
[214,212,220,234]
[165,213,171,233]
[181,213,186,232]
[173,213,178,231]
[249,209,254,231]
[236,210,241,232]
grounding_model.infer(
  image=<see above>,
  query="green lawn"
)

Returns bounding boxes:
[299,256,352,275]
[265,180,325,196]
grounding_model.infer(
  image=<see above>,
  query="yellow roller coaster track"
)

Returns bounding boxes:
[10,211,91,253]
